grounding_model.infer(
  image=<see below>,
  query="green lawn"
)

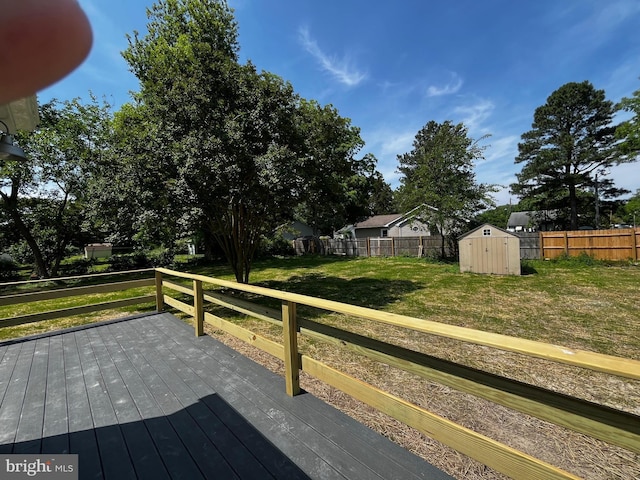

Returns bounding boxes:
[2,255,638,479]
[2,255,639,359]
[188,255,639,359]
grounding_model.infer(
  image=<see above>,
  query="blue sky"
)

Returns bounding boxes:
[41,0,640,205]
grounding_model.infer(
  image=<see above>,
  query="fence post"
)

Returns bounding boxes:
[282,300,300,396]
[632,230,638,262]
[154,270,164,312]
[194,279,204,337]
[563,231,569,256]
[539,232,544,260]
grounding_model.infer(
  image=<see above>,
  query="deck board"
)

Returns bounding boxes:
[42,336,69,454]
[0,312,452,479]
[14,337,49,454]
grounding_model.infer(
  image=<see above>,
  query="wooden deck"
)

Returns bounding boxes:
[0,312,451,479]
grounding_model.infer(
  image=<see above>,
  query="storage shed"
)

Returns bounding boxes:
[84,243,113,260]
[458,224,521,275]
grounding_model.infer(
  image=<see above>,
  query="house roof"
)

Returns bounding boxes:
[507,210,557,227]
[507,211,533,227]
[354,204,438,229]
[354,214,402,229]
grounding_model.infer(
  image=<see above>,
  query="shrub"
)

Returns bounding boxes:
[258,234,295,258]
[146,248,175,267]
[0,256,18,281]
[551,252,598,267]
[59,256,93,276]
[108,251,152,271]
[107,248,175,271]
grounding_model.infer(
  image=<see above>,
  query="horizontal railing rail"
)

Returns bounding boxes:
[155,267,640,480]
[0,269,156,328]
[3,266,638,479]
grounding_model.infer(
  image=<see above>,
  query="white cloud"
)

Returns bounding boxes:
[453,99,495,132]
[362,127,420,189]
[484,135,519,164]
[427,73,463,97]
[298,27,367,87]
[573,0,640,41]
[378,131,415,157]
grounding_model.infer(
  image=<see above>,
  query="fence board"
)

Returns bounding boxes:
[296,230,640,261]
[297,236,450,258]
[541,228,640,261]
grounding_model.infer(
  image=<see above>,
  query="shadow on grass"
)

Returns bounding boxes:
[183,255,365,279]
[520,262,538,276]
[256,255,357,271]
[256,273,420,312]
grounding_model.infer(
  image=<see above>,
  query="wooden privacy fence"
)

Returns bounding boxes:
[296,230,640,261]
[541,228,640,261]
[0,269,156,328]
[294,236,453,258]
[296,235,541,259]
[153,267,639,480]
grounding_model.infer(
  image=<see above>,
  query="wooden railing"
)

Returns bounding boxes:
[1,267,638,479]
[155,267,640,480]
[0,269,156,327]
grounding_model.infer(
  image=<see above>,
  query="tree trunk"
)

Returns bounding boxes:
[7,207,50,278]
[1,190,50,278]
[569,183,578,230]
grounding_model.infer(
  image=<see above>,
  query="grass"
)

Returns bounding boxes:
[0,269,157,341]
[189,255,640,479]
[2,255,639,479]
[211,255,639,359]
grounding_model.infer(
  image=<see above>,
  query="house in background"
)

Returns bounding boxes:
[507,210,557,232]
[345,205,438,240]
[275,220,314,241]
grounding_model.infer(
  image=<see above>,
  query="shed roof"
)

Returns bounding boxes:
[458,223,518,240]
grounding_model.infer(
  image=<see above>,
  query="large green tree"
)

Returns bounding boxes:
[1,97,112,277]
[341,154,395,223]
[294,99,363,234]
[395,120,495,257]
[122,0,307,282]
[87,101,185,250]
[617,83,640,156]
[511,81,632,230]
[620,189,640,226]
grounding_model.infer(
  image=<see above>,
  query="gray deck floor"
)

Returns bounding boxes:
[0,312,451,479]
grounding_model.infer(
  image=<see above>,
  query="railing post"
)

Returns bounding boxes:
[155,270,164,312]
[194,279,204,337]
[282,300,300,396]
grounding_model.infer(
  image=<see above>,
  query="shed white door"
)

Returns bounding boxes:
[469,237,510,274]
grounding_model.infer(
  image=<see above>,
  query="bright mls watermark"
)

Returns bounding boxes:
[0,455,77,479]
